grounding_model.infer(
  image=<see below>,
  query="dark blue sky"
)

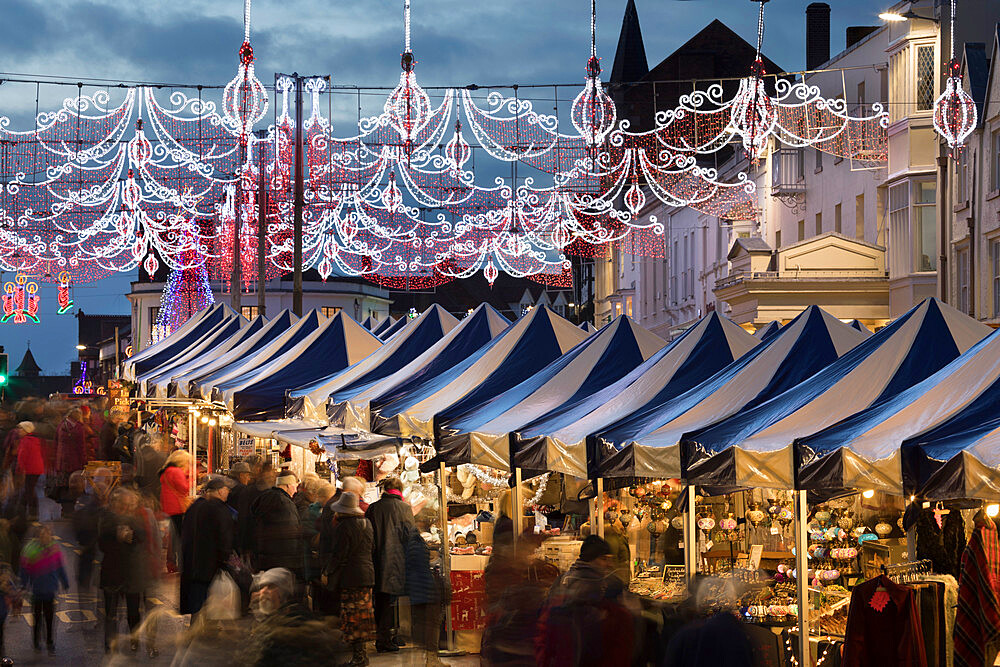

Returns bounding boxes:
[0,0,884,376]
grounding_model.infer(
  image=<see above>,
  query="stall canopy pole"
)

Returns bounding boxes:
[438,462,454,652]
[596,478,605,538]
[794,489,811,665]
[188,410,197,497]
[684,485,697,584]
[512,468,523,548]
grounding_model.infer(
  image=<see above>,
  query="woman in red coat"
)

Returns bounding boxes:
[159,449,191,570]
[16,421,45,518]
[55,409,87,477]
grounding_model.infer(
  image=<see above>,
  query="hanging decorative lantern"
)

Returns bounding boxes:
[933,0,977,154]
[731,60,776,160]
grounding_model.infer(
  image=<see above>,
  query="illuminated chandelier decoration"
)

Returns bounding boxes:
[933,0,977,154]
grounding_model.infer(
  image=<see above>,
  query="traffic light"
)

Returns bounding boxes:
[0,353,8,385]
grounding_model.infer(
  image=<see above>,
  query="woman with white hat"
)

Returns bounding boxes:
[323,492,375,666]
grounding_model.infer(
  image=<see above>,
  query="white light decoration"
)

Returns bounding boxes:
[933,0,977,154]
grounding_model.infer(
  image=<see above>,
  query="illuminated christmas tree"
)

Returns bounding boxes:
[153,255,214,343]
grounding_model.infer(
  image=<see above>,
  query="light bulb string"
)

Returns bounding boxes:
[405,0,412,54]
[591,0,597,60]
[755,0,766,64]
[244,0,251,43]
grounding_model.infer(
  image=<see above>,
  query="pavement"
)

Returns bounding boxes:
[2,514,479,666]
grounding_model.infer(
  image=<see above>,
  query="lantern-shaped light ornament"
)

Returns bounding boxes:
[222,41,269,137]
[571,56,617,147]
[445,120,471,171]
[483,261,499,285]
[933,61,977,154]
[731,60,776,160]
[385,51,431,157]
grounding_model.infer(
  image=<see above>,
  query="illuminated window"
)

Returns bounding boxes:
[241,306,259,319]
[322,306,341,318]
[625,296,633,318]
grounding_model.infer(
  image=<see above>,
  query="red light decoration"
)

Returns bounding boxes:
[57,271,73,314]
[2,273,40,324]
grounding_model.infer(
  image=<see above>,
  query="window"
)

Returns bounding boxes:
[815,212,823,237]
[855,194,865,240]
[916,45,935,111]
[241,306,259,319]
[797,220,805,242]
[993,131,1000,192]
[857,81,866,111]
[915,181,936,271]
[796,149,805,181]
[957,249,969,314]
[775,230,782,249]
[625,296,633,318]
[321,306,341,318]
[992,240,1000,316]
[889,184,910,275]
[614,301,622,317]
[815,147,823,172]
[834,203,842,234]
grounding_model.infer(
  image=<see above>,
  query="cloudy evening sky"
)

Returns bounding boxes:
[0,0,886,376]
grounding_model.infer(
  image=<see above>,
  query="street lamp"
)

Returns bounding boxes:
[75,344,87,351]
[878,7,940,22]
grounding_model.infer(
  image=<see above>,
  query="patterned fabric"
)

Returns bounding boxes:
[954,519,1000,667]
[339,586,375,643]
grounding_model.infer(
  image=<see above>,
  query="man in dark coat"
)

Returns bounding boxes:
[98,488,148,652]
[364,477,414,652]
[250,471,303,579]
[236,460,274,556]
[180,477,235,617]
[226,461,253,513]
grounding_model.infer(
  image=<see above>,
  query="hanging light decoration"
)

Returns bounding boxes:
[933,0,977,154]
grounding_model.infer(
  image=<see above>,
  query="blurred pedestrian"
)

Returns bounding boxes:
[365,477,413,652]
[15,422,44,519]
[237,460,274,557]
[324,492,375,666]
[55,408,87,484]
[134,432,168,502]
[180,477,235,619]
[159,449,191,571]
[341,476,368,511]
[226,461,252,512]
[133,490,164,658]
[250,471,302,579]
[20,524,69,654]
[98,487,147,653]
[403,520,444,664]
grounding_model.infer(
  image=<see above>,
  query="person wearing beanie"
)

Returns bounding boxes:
[249,470,303,580]
[179,477,235,619]
[536,535,633,667]
[365,477,414,652]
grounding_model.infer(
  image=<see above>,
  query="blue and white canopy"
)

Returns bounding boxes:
[580,321,598,334]
[286,305,460,421]
[754,321,781,340]
[513,312,758,479]
[796,326,1000,496]
[371,316,397,338]
[595,306,867,480]
[224,312,382,418]
[904,414,1000,502]
[680,299,990,490]
[371,306,587,440]
[170,310,298,398]
[435,316,666,470]
[848,319,872,334]
[329,304,510,431]
[189,310,324,400]
[123,304,240,380]
[377,316,408,341]
[361,315,378,331]
[138,315,255,396]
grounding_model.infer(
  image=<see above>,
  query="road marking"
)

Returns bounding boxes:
[56,609,97,623]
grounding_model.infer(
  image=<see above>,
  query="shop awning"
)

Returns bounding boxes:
[436,316,666,471]
[595,306,867,480]
[225,313,382,419]
[361,315,378,331]
[753,321,781,340]
[328,303,510,432]
[377,316,408,341]
[170,311,298,398]
[138,316,252,396]
[286,305,460,421]
[795,326,1000,496]
[371,316,397,338]
[189,310,323,400]
[371,305,587,440]
[680,299,990,490]
[579,321,598,334]
[124,304,240,380]
[848,319,872,334]
[233,419,326,439]
[513,312,758,479]
[275,427,402,460]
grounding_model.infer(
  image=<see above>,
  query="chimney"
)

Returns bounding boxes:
[806,3,831,71]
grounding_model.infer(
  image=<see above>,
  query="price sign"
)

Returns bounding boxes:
[236,437,255,457]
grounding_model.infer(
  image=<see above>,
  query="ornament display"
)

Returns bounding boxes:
[933,0,977,155]
[2,273,40,324]
[56,271,74,314]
